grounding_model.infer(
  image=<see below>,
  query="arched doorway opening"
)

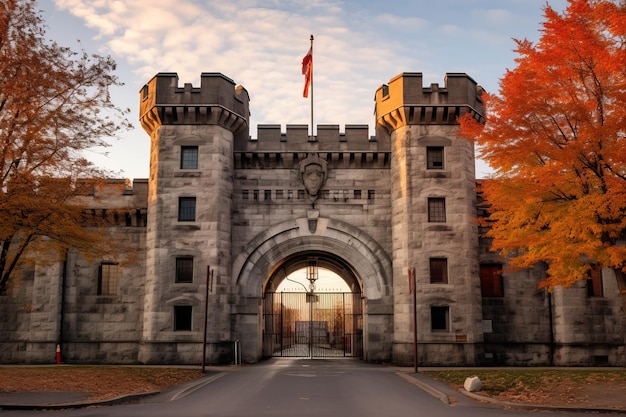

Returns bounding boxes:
[262,252,363,358]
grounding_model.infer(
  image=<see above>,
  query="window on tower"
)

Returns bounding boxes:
[428,198,446,222]
[429,258,448,284]
[178,197,196,221]
[427,146,444,169]
[175,257,194,283]
[180,146,199,169]
[431,306,449,332]
[174,306,192,331]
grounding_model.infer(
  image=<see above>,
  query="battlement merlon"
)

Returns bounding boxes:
[139,72,250,138]
[374,72,485,134]
[234,124,388,152]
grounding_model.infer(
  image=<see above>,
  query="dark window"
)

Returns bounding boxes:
[354,190,361,199]
[587,264,603,297]
[429,258,448,284]
[176,257,193,283]
[368,190,375,200]
[242,190,249,200]
[427,146,444,169]
[141,85,149,100]
[253,190,259,200]
[174,306,192,331]
[480,264,504,297]
[264,190,271,200]
[98,262,119,295]
[180,146,199,169]
[431,306,449,331]
[428,198,446,222]
[178,197,196,221]
[298,190,305,199]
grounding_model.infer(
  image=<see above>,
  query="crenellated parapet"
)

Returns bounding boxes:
[234,124,387,152]
[374,72,484,134]
[233,124,389,169]
[139,72,250,137]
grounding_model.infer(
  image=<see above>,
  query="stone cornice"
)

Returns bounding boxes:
[375,104,483,134]
[139,104,248,135]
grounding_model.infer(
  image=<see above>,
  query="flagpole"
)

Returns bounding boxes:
[309,34,314,140]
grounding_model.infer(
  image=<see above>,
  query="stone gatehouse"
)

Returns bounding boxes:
[1,72,624,366]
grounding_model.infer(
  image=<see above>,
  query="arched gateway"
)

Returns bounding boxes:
[232,217,392,360]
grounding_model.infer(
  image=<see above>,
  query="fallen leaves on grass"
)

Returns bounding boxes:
[426,370,626,410]
[0,366,204,401]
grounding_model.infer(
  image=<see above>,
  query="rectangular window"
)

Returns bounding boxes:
[428,198,446,222]
[368,190,375,200]
[276,190,283,199]
[354,190,361,199]
[429,258,448,284]
[587,264,603,297]
[98,262,119,295]
[253,190,259,200]
[427,146,444,169]
[175,257,193,283]
[180,146,199,169]
[431,306,449,332]
[242,190,249,200]
[480,264,504,297]
[174,306,193,331]
[264,190,271,200]
[298,190,305,199]
[178,197,196,221]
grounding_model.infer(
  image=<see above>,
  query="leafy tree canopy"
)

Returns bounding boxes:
[460,0,626,296]
[0,0,131,292]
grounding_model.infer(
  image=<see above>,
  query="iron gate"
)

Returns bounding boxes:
[263,292,363,358]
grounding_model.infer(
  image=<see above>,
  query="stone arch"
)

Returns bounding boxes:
[232,216,392,300]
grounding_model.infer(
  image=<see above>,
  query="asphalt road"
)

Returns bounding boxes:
[2,359,603,417]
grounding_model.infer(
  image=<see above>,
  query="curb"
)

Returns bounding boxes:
[396,372,451,405]
[0,391,159,411]
[460,390,626,414]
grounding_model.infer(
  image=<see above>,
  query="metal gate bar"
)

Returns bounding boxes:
[263,292,362,358]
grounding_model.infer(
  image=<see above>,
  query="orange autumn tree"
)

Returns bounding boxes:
[460,0,626,307]
[0,0,131,293]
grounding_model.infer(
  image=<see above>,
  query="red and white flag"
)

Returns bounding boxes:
[302,47,312,98]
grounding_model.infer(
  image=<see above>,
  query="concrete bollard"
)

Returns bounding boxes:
[464,375,482,392]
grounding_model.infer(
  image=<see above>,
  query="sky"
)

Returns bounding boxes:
[39,0,570,180]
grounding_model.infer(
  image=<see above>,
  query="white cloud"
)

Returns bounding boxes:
[45,0,570,178]
[374,13,429,32]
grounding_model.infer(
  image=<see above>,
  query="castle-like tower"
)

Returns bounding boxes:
[139,73,250,362]
[375,73,484,364]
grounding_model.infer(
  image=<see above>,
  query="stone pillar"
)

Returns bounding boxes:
[138,73,249,363]
[375,72,485,365]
